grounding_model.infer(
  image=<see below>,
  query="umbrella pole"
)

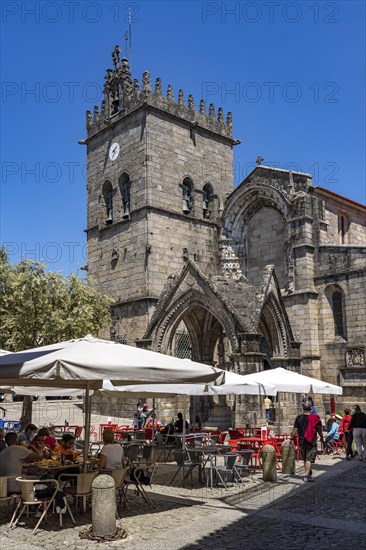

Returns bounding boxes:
[277,392,281,434]
[83,381,91,473]
[182,395,187,451]
[152,397,155,445]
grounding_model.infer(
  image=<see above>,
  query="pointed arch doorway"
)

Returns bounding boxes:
[162,304,234,429]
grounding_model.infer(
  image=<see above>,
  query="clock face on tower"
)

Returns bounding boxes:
[109,142,120,161]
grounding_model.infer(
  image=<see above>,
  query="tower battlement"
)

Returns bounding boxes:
[86,45,233,140]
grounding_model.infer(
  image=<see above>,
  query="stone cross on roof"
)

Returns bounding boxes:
[112,45,121,69]
[256,155,264,165]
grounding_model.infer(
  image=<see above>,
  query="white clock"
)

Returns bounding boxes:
[109,142,120,161]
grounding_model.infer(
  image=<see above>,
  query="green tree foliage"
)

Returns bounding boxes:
[0,251,113,425]
[0,254,112,351]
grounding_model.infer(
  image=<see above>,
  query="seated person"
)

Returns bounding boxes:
[192,415,204,431]
[324,414,341,453]
[0,428,6,452]
[28,433,51,459]
[174,412,189,433]
[98,428,126,470]
[38,427,57,450]
[54,433,75,456]
[0,432,41,493]
[18,423,38,447]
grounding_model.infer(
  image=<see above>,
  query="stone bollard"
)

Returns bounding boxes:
[261,444,277,482]
[282,440,296,475]
[92,474,116,536]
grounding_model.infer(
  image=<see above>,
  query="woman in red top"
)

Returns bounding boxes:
[339,408,353,460]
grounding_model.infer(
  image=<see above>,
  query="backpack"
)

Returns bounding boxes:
[130,467,150,486]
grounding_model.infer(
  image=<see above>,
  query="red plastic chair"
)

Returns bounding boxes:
[74,426,83,440]
[216,431,228,445]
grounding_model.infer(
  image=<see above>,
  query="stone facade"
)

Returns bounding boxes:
[84,46,366,428]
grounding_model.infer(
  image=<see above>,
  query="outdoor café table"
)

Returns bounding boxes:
[192,445,232,488]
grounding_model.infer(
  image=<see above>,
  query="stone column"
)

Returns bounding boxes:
[232,333,265,427]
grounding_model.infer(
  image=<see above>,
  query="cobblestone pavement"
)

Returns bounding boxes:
[0,455,365,550]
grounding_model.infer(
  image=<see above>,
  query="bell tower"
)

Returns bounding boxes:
[84,45,236,342]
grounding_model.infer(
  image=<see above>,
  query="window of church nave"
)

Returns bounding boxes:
[332,289,346,338]
[173,322,192,359]
[338,213,348,244]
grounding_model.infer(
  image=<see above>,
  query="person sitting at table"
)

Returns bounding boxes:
[0,432,41,493]
[18,423,38,447]
[98,428,126,470]
[28,433,52,459]
[174,412,189,433]
[37,426,57,450]
[0,428,6,452]
[192,415,204,431]
[54,433,75,456]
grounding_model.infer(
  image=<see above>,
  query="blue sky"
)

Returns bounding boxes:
[1,0,365,274]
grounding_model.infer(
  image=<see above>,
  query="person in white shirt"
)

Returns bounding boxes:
[264,397,272,422]
[0,432,40,493]
[98,429,126,470]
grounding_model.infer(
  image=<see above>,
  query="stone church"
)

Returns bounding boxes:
[84,47,366,428]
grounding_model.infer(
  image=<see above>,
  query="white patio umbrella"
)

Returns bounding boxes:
[238,367,342,432]
[0,335,225,386]
[95,373,277,450]
[237,367,342,395]
[96,370,276,398]
[0,335,226,467]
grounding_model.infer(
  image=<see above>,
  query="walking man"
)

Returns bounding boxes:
[291,403,324,482]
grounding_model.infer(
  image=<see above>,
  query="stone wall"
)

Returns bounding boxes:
[246,206,286,288]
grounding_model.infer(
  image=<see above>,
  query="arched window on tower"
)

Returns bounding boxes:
[119,173,131,218]
[202,183,213,219]
[182,177,193,214]
[102,180,113,225]
[111,90,119,116]
[332,289,345,338]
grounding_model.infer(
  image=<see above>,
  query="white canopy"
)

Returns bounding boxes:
[96,370,277,398]
[238,367,342,395]
[0,335,225,387]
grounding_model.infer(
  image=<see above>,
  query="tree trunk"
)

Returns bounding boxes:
[20,396,33,428]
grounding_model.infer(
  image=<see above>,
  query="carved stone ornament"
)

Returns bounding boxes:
[346,348,365,367]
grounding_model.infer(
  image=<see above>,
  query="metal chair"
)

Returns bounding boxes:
[58,471,97,513]
[124,443,141,465]
[234,450,255,481]
[209,453,242,489]
[123,463,156,508]
[169,449,187,485]
[10,477,75,534]
[0,476,18,506]
[110,467,130,508]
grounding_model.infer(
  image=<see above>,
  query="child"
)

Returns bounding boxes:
[132,413,139,430]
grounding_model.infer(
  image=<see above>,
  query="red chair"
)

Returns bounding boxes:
[328,433,346,456]
[228,439,239,452]
[74,426,83,440]
[89,425,98,441]
[228,429,240,440]
[216,431,228,445]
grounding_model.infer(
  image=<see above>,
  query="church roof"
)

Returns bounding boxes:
[314,186,366,211]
